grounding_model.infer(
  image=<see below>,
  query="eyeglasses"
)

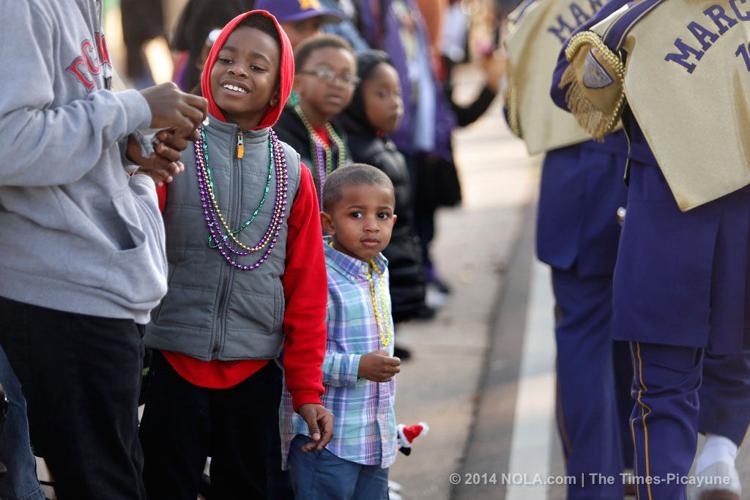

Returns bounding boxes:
[299,67,360,86]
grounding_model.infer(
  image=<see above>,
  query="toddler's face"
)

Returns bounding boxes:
[363,63,403,134]
[322,183,396,262]
[295,47,357,121]
[210,26,280,128]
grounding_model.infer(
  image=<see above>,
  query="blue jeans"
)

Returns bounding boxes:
[0,346,44,500]
[288,435,388,500]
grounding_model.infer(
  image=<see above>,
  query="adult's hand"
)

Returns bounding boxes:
[140,82,208,135]
[296,404,334,452]
[126,131,187,185]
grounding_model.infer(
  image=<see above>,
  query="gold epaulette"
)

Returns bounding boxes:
[560,31,625,139]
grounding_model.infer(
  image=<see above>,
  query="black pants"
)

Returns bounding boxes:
[140,352,288,500]
[0,297,146,500]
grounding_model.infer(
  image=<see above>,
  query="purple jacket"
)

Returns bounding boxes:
[551,0,750,353]
[358,0,456,159]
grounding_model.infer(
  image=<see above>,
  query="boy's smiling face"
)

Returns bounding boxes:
[210,26,281,130]
[321,183,397,262]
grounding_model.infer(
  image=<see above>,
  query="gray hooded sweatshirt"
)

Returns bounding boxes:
[0,0,167,324]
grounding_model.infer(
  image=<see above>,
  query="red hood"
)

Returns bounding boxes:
[200,10,294,130]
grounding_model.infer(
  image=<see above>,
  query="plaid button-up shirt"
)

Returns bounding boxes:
[281,242,397,469]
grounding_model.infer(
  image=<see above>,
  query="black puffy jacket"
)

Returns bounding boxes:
[275,105,349,198]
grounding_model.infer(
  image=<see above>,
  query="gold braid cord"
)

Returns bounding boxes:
[560,31,626,139]
[505,83,523,139]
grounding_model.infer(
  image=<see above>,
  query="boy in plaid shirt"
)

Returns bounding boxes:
[281,164,401,499]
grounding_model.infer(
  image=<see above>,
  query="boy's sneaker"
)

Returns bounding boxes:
[690,461,741,500]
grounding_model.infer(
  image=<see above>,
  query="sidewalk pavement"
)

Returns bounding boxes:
[389,66,538,500]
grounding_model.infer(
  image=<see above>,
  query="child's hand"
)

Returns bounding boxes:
[358,350,401,382]
[296,404,334,452]
[482,51,508,93]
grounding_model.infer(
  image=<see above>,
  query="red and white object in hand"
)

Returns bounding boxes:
[397,422,429,456]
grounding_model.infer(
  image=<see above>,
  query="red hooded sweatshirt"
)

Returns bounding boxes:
[161,10,326,410]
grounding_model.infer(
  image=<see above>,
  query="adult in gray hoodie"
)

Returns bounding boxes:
[0,1,207,498]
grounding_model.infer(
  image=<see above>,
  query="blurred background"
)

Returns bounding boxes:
[103,0,509,89]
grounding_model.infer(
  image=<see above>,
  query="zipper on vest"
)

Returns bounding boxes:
[236,131,244,159]
[211,254,228,357]
[213,140,244,356]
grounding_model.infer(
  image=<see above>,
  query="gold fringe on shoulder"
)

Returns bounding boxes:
[560,31,626,139]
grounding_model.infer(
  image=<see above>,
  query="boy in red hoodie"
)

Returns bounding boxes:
[138,11,332,499]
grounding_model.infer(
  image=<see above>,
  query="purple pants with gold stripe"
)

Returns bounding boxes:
[552,268,632,498]
[629,343,750,500]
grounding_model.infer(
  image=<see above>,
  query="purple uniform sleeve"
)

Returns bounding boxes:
[550,0,631,111]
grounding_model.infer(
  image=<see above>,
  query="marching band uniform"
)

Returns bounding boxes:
[504,1,632,496]
[700,352,750,452]
[552,1,750,497]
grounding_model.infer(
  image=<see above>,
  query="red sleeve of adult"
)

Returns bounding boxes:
[156,182,167,213]
[281,166,327,410]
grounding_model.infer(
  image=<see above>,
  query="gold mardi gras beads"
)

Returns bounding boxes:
[367,259,393,348]
[295,105,348,175]
[328,240,394,347]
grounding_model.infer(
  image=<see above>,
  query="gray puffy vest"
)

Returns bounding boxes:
[145,119,301,361]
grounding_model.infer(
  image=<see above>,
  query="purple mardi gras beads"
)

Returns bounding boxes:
[193,128,289,271]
